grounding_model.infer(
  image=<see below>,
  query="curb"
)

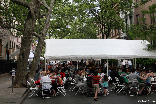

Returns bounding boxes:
[16,88,30,104]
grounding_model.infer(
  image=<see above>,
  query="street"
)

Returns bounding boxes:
[22,84,156,104]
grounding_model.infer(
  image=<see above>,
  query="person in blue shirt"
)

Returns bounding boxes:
[135,69,140,76]
[102,75,108,96]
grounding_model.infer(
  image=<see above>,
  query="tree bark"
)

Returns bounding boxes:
[28,38,44,78]
[14,0,40,88]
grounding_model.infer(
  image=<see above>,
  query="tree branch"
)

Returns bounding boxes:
[41,0,50,10]
[10,0,30,9]
[49,0,55,9]
[41,0,55,35]
[32,32,41,40]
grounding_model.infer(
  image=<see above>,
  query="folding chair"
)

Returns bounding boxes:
[151,77,156,92]
[128,79,139,96]
[115,77,126,95]
[110,77,119,91]
[75,76,87,95]
[27,79,39,97]
[57,84,66,96]
[75,82,84,95]
[69,78,76,91]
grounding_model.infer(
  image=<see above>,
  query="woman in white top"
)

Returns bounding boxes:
[40,72,52,90]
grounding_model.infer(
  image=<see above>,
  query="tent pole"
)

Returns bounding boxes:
[45,58,46,73]
[77,61,78,70]
[133,58,134,68]
[87,59,88,65]
[107,59,108,76]
[135,58,136,69]
[47,59,49,71]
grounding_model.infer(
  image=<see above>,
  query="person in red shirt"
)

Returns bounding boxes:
[60,71,65,79]
[92,71,100,101]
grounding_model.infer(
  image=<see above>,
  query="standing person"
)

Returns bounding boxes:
[104,61,107,70]
[102,75,108,96]
[92,71,100,101]
[128,59,132,70]
[122,60,126,69]
[98,68,105,79]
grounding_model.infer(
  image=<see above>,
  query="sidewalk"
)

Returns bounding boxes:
[0,73,28,104]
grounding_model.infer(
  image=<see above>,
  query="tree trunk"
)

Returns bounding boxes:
[29,0,55,79]
[14,1,40,88]
[28,39,44,78]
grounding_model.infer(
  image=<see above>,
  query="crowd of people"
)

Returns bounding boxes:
[32,59,155,101]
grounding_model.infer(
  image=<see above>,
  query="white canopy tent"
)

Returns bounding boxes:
[44,39,138,60]
[44,39,156,75]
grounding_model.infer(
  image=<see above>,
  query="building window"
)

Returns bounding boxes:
[150,14,152,24]
[150,13,155,24]
[14,42,15,49]
[142,14,145,24]
[10,41,11,48]
[115,29,116,36]
[12,41,13,49]
[136,14,139,25]
[0,39,2,56]
[129,16,132,24]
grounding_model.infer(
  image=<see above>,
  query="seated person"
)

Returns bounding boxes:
[110,66,121,83]
[74,69,86,92]
[35,79,41,85]
[75,69,83,84]
[50,72,58,96]
[60,70,65,79]
[127,69,140,82]
[81,67,88,77]
[40,72,52,91]
[135,69,140,76]
[57,75,63,86]
[138,69,154,95]
[34,69,40,81]
[122,68,129,75]
[127,69,140,94]
[40,68,51,77]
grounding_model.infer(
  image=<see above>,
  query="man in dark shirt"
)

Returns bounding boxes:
[110,66,120,83]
